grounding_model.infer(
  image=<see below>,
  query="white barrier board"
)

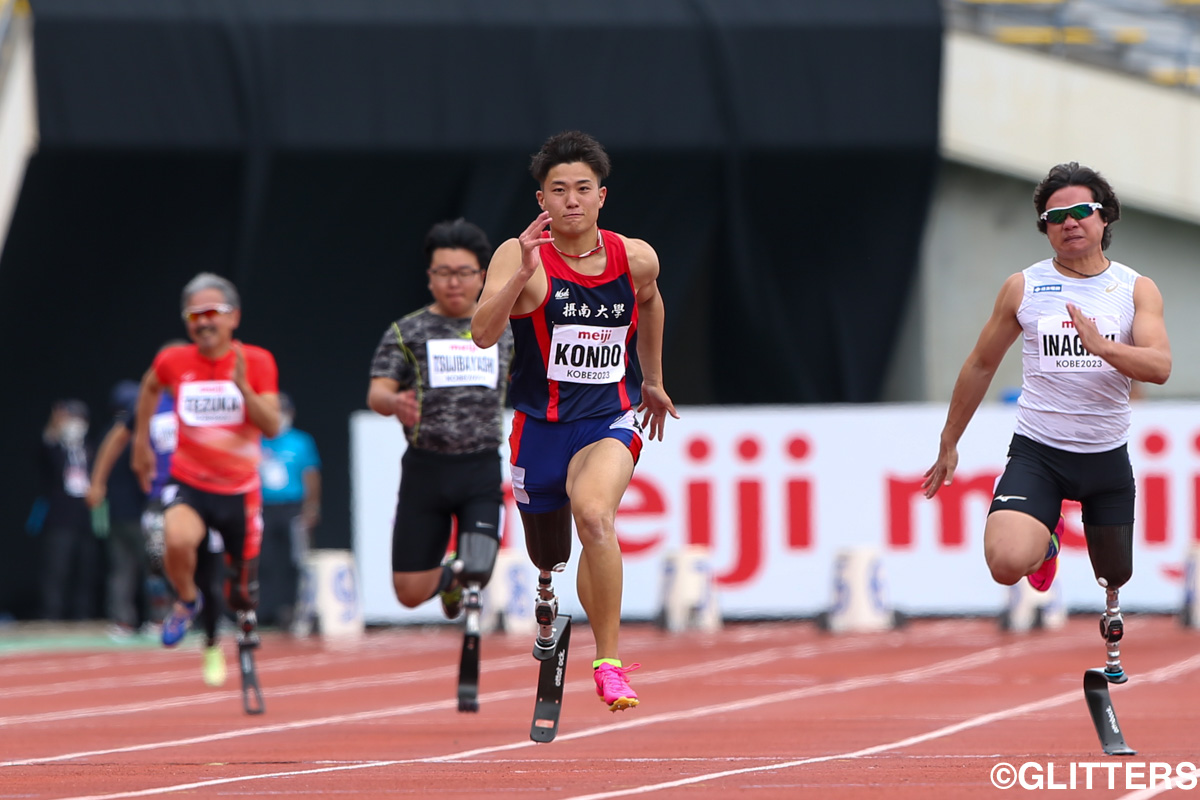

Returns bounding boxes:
[351,403,1200,622]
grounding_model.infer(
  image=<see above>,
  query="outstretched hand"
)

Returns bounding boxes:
[921,445,958,499]
[638,383,679,442]
[517,212,551,276]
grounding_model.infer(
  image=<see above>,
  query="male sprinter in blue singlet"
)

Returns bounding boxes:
[472,131,677,712]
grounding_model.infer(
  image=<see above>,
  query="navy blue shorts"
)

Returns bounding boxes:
[509,410,643,514]
[989,434,1135,531]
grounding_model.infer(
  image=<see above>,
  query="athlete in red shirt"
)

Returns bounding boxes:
[132,273,280,650]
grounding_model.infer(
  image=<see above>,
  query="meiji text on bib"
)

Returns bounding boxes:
[426,339,499,388]
[1038,314,1119,372]
[547,324,628,384]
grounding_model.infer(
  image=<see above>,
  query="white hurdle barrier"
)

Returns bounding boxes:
[657,546,722,634]
[818,547,900,633]
[300,549,364,640]
[1183,545,1200,629]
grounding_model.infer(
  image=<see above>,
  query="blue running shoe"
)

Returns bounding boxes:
[161,593,203,648]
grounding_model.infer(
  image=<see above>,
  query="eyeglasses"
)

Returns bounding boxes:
[429,266,482,280]
[182,303,233,323]
[1040,202,1102,224]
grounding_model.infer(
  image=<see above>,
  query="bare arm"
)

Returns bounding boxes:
[131,366,165,494]
[1066,275,1171,385]
[472,212,550,348]
[302,466,321,529]
[627,237,679,441]
[923,272,1024,498]
[367,376,419,427]
[86,421,131,508]
[233,344,281,438]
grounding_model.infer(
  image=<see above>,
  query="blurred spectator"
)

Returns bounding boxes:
[87,380,153,637]
[257,392,321,632]
[36,399,100,620]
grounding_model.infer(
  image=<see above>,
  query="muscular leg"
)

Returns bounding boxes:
[163,504,208,603]
[565,440,635,661]
[983,509,1054,585]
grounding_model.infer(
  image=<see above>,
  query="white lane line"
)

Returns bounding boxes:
[553,653,1200,800]
[38,637,1101,799]
[0,628,913,729]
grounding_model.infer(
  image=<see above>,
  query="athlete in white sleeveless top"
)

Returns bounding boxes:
[922,163,1170,627]
[1014,257,1139,453]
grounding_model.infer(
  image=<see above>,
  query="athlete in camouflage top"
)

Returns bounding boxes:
[369,308,512,454]
[366,218,514,617]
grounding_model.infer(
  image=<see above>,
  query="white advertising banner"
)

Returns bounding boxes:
[351,403,1200,623]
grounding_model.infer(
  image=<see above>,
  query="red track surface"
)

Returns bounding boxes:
[2,616,1198,799]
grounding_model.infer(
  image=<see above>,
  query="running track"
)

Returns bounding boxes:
[2,616,1198,799]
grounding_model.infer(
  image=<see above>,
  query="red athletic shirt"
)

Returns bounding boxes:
[152,342,279,494]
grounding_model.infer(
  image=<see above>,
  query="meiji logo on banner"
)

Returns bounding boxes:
[657,546,722,634]
[819,547,901,633]
[479,549,537,636]
[1001,579,1066,633]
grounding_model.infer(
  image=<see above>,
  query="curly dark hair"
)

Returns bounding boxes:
[1033,162,1121,250]
[529,130,612,186]
[423,218,492,271]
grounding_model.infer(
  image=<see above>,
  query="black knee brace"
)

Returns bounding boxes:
[1084,523,1133,589]
[455,529,499,588]
[228,557,260,611]
[520,506,573,572]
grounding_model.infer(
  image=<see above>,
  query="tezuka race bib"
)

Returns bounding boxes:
[177,381,246,426]
[1037,314,1120,373]
[426,338,500,388]
[546,324,628,384]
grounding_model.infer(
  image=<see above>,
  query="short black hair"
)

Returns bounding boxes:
[1033,162,1121,250]
[529,130,612,186]
[423,218,492,271]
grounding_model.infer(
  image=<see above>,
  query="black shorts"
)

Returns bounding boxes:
[161,479,263,563]
[989,434,1135,531]
[391,447,503,573]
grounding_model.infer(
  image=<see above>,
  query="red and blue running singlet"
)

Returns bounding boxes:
[508,229,641,422]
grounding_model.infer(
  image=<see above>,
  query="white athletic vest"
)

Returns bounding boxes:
[1014,258,1138,453]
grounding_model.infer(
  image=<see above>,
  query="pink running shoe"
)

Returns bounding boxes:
[594,662,641,711]
[1028,517,1063,592]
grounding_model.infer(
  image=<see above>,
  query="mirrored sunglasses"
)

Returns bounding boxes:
[429,266,482,280]
[182,303,233,323]
[1040,202,1102,224]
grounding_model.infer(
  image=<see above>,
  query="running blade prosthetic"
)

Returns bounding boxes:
[529,615,571,743]
[1083,668,1135,756]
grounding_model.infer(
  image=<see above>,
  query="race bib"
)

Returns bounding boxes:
[547,324,628,385]
[177,381,245,426]
[426,339,500,388]
[1037,314,1120,372]
[149,410,178,453]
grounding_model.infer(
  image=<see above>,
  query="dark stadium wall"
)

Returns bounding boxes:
[0,0,941,619]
